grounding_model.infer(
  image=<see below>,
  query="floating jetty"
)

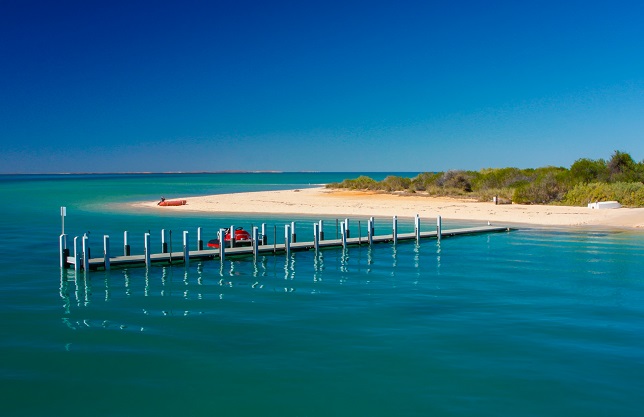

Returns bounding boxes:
[59,212,512,272]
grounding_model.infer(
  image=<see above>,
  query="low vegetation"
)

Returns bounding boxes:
[326,151,644,207]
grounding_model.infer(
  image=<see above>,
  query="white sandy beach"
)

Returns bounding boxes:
[133,187,644,230]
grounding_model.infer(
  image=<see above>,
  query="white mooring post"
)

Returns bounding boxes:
[261,223,267,245]
[284,224,291,257]
[344,218,350,238]
[318,220,324,241]
[103,235,110,271]
[291,221,297,243]
[368,218,373,246]
[124,231,130,256]
[437,215,442,243]
[59,234,68,268]
[73,236,80,272]
[144,232,151,268]
[183,231,189,267]
[313,223,320,253]
[252,227,259,260]
[415,214,421,243]
[197,227,203,251]
[229,224,235,248]
[161,229,167,253]
[82,234,89,272]
[60,206,66,234]
[370,217,375,237]
[218,229,226,262]
[341,222,347,248]
[392,215,398,245]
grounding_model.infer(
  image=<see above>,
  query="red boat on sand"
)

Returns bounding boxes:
[208,227,252,248]
[158,198,187,206]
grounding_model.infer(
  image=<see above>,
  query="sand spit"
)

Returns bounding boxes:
[134,187,644,230]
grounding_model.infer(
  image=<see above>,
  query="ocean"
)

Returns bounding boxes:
[1,173,643,417]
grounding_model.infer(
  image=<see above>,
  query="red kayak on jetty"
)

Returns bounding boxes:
[207,227,252,248]
[157,199,187,206]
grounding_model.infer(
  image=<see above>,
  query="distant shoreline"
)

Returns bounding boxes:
[132,187,644,230]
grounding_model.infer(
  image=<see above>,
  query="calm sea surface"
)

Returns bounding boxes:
[1,173,643,417]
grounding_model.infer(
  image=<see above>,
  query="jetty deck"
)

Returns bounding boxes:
[63,224,511,272]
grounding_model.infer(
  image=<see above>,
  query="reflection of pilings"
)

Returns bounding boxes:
[392,245,398,269]
[59,269,70,315]
[124,269,131,297]
[340,248,349,273]
[144,267,150,297]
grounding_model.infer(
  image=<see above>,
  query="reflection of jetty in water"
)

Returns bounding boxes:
[59,240,451,319]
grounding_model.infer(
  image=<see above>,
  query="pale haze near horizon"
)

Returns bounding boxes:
[1,0,643,174]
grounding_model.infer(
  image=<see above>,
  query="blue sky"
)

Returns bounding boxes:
[1,0,643,173]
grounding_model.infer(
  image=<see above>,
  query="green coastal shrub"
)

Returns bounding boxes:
[563,182,644,207]
[380,175,411,191]
[513,171,569,204]
[437,170,474,192]
[326,175,378,190]
[325,150,643,206]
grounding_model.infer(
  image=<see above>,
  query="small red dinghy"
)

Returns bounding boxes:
[207,227,252,248]
[157,199,187,206]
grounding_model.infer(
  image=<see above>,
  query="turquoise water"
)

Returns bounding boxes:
[1,173,643,417]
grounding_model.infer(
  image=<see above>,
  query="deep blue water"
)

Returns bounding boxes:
[1,173,643,417]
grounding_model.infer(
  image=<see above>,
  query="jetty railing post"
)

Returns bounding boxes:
[319,220,324,241]
[261,223,267,245]
[73,236,80,272]
[218,229,226,262]
[229,224,235,248]
[313,223,320,253]
[60,206,66,235]
[368,218,373,246]
[344,218,350,238]
[284,224,291,257]
[341,222,347,248]
[161,229,167,253]
[197,227,203,251]
[392,215,398,245]
[144,232,151,268]
[103,235,110,271]
[291,221,297,243]
[252,227,259,261]
[437,215,442,243]
[59,234,68,268]
[82,233,89,272]
[124,231,130,256]
[370,217,375,236]
[415,214,421,243]
[183,231,189,267]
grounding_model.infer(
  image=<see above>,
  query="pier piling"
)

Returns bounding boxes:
[104,235,110,271]
[144,233,151,268]
[183,231,189,267]
[393,216,398,245]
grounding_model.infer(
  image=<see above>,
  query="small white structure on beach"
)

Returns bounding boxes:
[588,201,621,209]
